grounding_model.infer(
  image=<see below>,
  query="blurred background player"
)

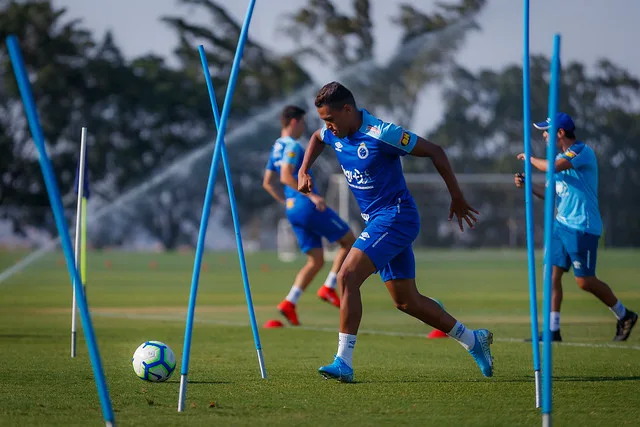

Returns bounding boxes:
[515,112,637,342]
[263,105,356,326]
[298,82,494,382]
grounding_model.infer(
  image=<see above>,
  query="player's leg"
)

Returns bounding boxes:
[549,266,566,341]
[317,232,356,307]
[524,264,565,342]
[310,207,356,307]
[277,224,324,326]
[338,247,377,333]
[568,232,638,341]
[528,224,570,342]
[318,206,419,382]
[318,246,376,382]
[381,247,493,377]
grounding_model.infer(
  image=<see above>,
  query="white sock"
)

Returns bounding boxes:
[337,332,357,367]
[610,300,627,320]
[448,321,475,350]
[324,272,338,289]
[285,286,303,305]
[550,311,561,332]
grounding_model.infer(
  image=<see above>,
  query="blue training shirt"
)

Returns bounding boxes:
[266,136,316,202]
[554,141,602,236]
[320,109,418,216]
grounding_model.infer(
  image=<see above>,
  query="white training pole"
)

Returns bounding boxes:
[71,127,87,358]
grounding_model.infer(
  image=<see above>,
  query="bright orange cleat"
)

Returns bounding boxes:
[317,285,340,308]
[277,300,300,326]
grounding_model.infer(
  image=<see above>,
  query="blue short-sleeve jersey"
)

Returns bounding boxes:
[554,142,602,235]
[319,109,418,215]
[265,136,316,200]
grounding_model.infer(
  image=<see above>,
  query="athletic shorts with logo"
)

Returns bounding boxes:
[353,199,420,282]
[551,220,599,277]
[286,197,350,254]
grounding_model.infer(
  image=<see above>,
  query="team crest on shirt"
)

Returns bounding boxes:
[400,132,411,146]
[564,149,577,158]
[357,142,369,159]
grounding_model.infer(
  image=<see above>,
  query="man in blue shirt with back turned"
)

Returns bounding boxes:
[298,81,494,382]
[515,112,637,342]
[263,105,356,326]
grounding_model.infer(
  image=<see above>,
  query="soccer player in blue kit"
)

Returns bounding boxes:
[263,105,356,326]
[297,82,494,382]
[515,112,637,342]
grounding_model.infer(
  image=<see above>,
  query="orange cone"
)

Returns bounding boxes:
[263,319,284,328]
[427,329,448,339]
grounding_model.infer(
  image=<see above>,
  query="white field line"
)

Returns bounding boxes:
[93,311,640,351]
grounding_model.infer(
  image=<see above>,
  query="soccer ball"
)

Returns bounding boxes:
[132,341,177,382]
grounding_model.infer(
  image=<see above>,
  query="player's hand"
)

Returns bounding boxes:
[309,194,327,212]
[448,195,479,232]
[517,153,526,161]
[298,171,313,194]
[514,173,525,189]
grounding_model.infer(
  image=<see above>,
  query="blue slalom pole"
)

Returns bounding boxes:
[177,0,259,413]
[197,45,266,374]
[6,35,115,427]
[542,33,562,427]
[522,0,541,408]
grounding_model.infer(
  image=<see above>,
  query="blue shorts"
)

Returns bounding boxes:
[286,198,350,254]
[551,221,599,277]
[353,202,420,282]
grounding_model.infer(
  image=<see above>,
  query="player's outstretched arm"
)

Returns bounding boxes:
[409,137,479,231]
[298,129,325,194]
[262,169,285,205]
[517,153,572,173]
[281,164,326,211]
[514,173,546,199]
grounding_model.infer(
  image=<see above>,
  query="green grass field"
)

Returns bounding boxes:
[0,249,639,427]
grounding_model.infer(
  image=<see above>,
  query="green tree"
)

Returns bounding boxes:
[158,0,314,233]
[0,0,96,235]
[426,56,640,246]
[282,0,486,129]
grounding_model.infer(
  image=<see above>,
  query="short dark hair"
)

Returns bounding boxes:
[563,129,576,140]
[314,81,357,110]
[280,105,306,128]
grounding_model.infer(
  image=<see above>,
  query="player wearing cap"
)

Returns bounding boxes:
[515,112,637,342]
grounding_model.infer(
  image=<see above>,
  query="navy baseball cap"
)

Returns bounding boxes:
[533,112,575,132]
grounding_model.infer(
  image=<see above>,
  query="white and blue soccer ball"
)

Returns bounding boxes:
[132,341,176,382]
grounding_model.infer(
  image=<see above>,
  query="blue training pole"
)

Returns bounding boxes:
[197,45,266,374]
[542,34,562,427]
[177,0,260,413]
[6,35,115,427]
[522,0,541,409]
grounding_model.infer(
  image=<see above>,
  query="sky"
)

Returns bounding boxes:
[51,0,640,128]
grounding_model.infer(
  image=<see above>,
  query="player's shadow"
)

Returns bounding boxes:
[554,375,640,383]
[356,378,530,384]
[167,380,233,385]
[344,376,640,384]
